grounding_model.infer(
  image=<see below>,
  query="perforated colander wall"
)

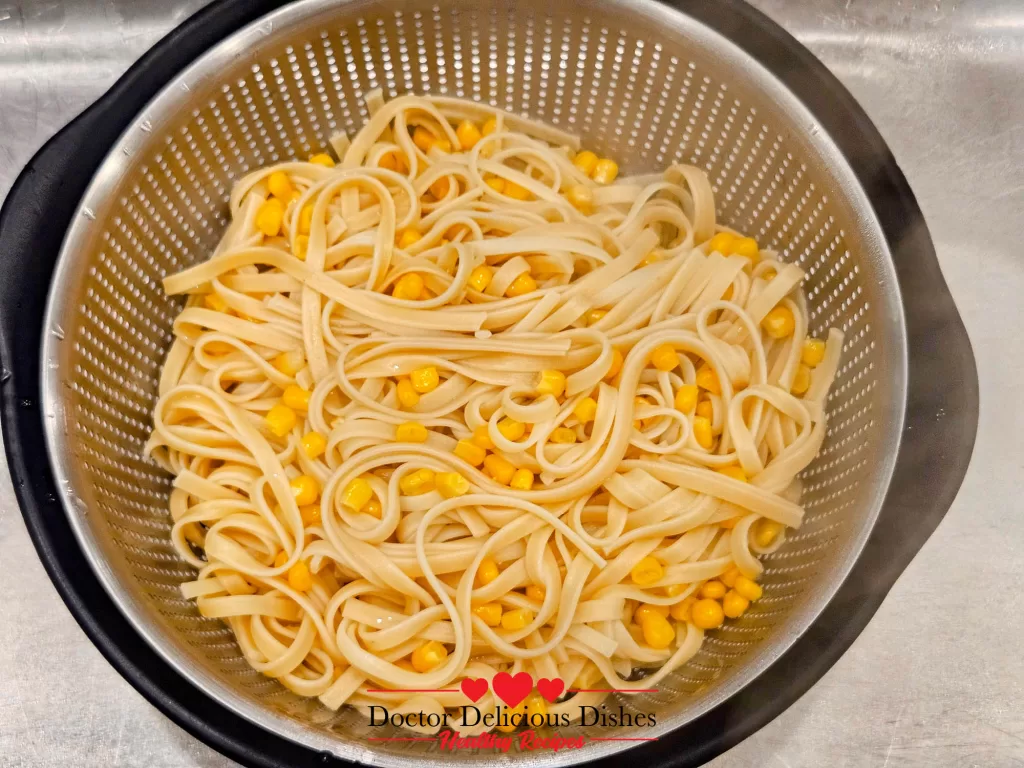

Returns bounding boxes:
[43,0,904,764]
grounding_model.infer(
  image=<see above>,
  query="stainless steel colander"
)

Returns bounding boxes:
[37,0,911,763]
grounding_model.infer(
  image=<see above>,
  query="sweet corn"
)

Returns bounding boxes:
[525,584,546,602]
[693,416,714,449]
[504,181,531,200]
[506,271,537,297]
[762,268,777,281]
[293,234,309,260]
[717,465,748,483]
[396,378,420,408]
[287,560,313,591]
[475,558,500,586]
[299,504,321,525]
[664,583,687,598]
[722,590,750,618]
[456,120,482,149]
[591,158,618,184]
[483,454,516,485]
[397,229,422,249]
[762,305,795,339]
[204,292,229,312]
[567,184,594,213]
[754,519,784,548]
[395,421,429,443]
[395,659,415,672]
[436,471,470,498]
[469,265,493,292]
[482,117,498,136]
[484,176,506,193]
[364,498,383,519]
[429,176,451,199]
[634,603,671,623]
[586,309,608,325]
[695,364,721,394]
[411,640,448,672]
[267,171,293,199]
[631,555,664,586]
[574,397,598,423]
[309,153,335,167]
[274,550,289,568]
[642,252,662,266]
[500,608,533,631]
[341,477,373,512]
[298,204,314,235]
[721,567,741,588]
[674,384,699,414]
[473,603,502,627]
[399,468,435,495]
[497,417,526,442]
[256,199,284,237]
[378,152,398,171]
[536,369,567,399]
[670,596,696,622]
[550,427,577,444]
[708,231,735,255]
[650,343,679,372]
[696,399,714,420]
[791,363,812,395]
[290,474,320,506]
[732,237,759,260]
[393,275,425,304]
[700,580,727,600]
[691,598,725,630]
[282,384,311,410]
[410,366,440,393]
[412,126,437,152]
[734,576,763,602]
[265,403,297,437]
[802,338,826,367]
[604,348,623,380]
[301,431,327,459]
[454,439,487,466]
[573,150,599,175]
[496,701,526,732]
[458,428,489,453]
[641,611,676,649]
[524,692,548,717]
[510,468,534,491]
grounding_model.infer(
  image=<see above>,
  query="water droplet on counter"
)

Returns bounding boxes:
[50,324,65,341]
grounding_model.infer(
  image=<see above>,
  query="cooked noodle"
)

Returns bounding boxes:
[147,91,843,733]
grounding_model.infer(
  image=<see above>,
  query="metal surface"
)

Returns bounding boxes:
[0,4,1015,768]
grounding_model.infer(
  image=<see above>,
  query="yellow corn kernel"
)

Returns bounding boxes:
[505,271,537,297]
[475,558,500,586]
[510,468,534,491]
[282,384,311,411]
[435,471,469,499]
[410,366,440,394]
[574,397,598,423]
[484,176,506,193]
[723,283,735,301]
[454,439,486,467]
[722,590,750,619]
[412,126,437,152]
[411,640,448,672]
[567,184,594,213]
[536,369,567,399]
[754,519,784,548]
[364,498,383,519]
[456,119,482,150]
[393,274,425,302]
[650,343,679,372]
[586,309,608,325]
[591,158,619,184]
[693,416,714,449]
[396,378,420,408]
[469,265,493,292]
[482,117,498,136]
[204,292,229,312]
[721,566,741,588]
[504,180,531,200]
[301,431,327,459]
[274,550,289,568]
[394,659,415,673]
[399,468,435,496]
[496,701,525,732]
[524,692,548,717]
[696,398,714,420]
[497,418,526,442]
[791,363,812,395]
[664,583,687,598]
[295,203,313,235]
[708,231,735,255]
[634,603,670,623]
[670,596,695,622]
[287,560,313,591]
[631,555,664,586]
[691,598,725,630]
[573,150,599,175]
[292,234,309,261]
[290,474,320,506]
[762,305,795,339]
[483,453,516,485]
[256,199,284,237]
[461,427,489,452]
[397,228,422,249]
[473,603,502,627]
[299,504,321,525]
[700,580,727,600]
[525,584,545,602]
[604,348,624,381]
[717,465,748,483]
[720,516,741,530]
[395,421,429,443]
[378,151,398,170]
[640,611,676,649]
[733,236,759,260]
[267,171,293,199]
[265,403,297,437]
[762,268,777,281]
[309,153,335,167]
[695,364,721,394]
[734,576,763,602]
[802,338,826,367]
[550,427,578,444]
[429,176,451,199]
[500,607,533,631]
[643,252,663,267]
[341,477,373,512]
[674,384,699,414]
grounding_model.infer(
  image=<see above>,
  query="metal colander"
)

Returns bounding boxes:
[39,0,905,764]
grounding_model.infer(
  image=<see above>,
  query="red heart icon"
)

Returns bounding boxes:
[460,677,488,703]
[491,671,533,708]
[536,677,565,703]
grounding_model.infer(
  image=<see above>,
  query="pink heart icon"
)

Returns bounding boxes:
[491,671,533,708]
[460,677,488,703]
[536,677,565,703]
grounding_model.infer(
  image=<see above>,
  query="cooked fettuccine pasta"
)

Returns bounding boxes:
[147,90,842,734]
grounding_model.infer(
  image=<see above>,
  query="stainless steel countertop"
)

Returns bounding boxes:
[0,1,1019,766]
